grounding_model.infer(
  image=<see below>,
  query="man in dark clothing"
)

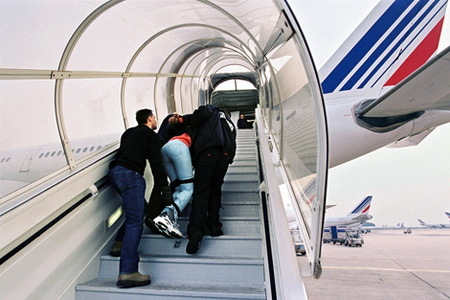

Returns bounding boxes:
[109,108,171,288]
[171,105,236,254]
[237,114,249,129]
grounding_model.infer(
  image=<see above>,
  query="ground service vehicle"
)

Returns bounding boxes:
[323,226,346,245]
[291,229,306,256]
[344,230,364,247]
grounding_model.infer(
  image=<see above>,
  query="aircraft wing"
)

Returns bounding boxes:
[359,46,450,118]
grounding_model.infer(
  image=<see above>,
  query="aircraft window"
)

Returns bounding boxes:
[1,158,4,163]
[39,153,44,158]
[97,146,102,150]
[83,147,88,153]
[90,146,95,152]
[51,151,56,157]
[6,157,10,162]
[76,148,81,153]
[57,151,62,156]
[45,152,50,158]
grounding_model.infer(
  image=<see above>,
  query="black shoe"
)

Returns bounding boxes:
[208,222,223,237]
[109,240,123,257]
[209,227,223,237]
[186,232,203,254]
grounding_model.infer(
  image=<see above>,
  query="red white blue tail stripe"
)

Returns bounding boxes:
[350,196,372,215]
[320,0,447,96]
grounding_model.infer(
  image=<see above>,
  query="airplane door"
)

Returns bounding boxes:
[20,148,41,173]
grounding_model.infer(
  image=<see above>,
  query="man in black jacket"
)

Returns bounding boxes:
[171,105,236,254]
[237,113,249,129]
[109,108,171,288]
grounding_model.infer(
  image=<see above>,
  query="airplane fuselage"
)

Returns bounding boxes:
[327,97,450,167]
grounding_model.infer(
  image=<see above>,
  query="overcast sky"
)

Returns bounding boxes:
[295,1,450,226]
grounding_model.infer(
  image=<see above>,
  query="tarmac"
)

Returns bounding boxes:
[298,229,450,300]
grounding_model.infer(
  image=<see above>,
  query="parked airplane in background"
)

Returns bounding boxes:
[418,217,450,228]
[325,196,373,227]
[0,135,118,197]
[358,222,409,232]
[446,212,450,220]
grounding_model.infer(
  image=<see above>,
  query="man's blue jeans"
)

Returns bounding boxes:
[109,165,146,274]
[161,139,194,219]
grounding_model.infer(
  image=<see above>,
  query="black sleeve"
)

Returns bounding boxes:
[146,131,169,187]
[157,114,173,144]
[182,105,212,128]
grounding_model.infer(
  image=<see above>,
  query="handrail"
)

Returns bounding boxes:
[255,109,308,299]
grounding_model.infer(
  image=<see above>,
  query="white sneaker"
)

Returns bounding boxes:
[153,211,183,239]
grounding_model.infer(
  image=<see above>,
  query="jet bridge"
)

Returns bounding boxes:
[0,1,328,299]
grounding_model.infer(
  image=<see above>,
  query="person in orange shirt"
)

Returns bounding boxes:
[152,114,194,239]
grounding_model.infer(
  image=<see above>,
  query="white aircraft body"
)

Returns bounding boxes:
[318,1,450,168]
[325,196,373,228]
[418,214,450,228]
[358,222,409,231]
[0,135,118,197]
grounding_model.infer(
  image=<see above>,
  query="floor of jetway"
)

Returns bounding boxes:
[76,128,267,300]
[299,229,450,300]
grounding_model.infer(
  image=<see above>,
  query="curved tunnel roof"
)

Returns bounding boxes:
[1,0,293,147]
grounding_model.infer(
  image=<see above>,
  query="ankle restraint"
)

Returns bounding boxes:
[171,203,181,216]
[170,178,194,188]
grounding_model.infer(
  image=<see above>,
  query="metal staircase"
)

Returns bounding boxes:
[76,129,266,299]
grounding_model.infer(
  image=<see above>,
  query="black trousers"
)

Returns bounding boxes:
[188,147,229,236]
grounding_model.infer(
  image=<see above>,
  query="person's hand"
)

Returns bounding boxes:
[169,113,180,124]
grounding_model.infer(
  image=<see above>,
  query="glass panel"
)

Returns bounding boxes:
[265,65,281,147]
[269,39,319,235]
[0,80,65,198]
[62,78,124,161]
[0,1,101,69]
[174,76,198,115]
[123,77,157,126]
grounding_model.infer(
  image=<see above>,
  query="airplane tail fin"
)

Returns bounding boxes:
[418,219,426,225]
[445,212,450,220]
[319,1,447,100]
[349,195,372,215]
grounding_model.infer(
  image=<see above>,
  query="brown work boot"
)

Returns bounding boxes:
[116,272,151,288]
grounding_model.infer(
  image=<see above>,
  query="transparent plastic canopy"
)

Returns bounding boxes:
[1,0,328,278]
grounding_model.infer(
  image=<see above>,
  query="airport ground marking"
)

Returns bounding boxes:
[323,266,450,273]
